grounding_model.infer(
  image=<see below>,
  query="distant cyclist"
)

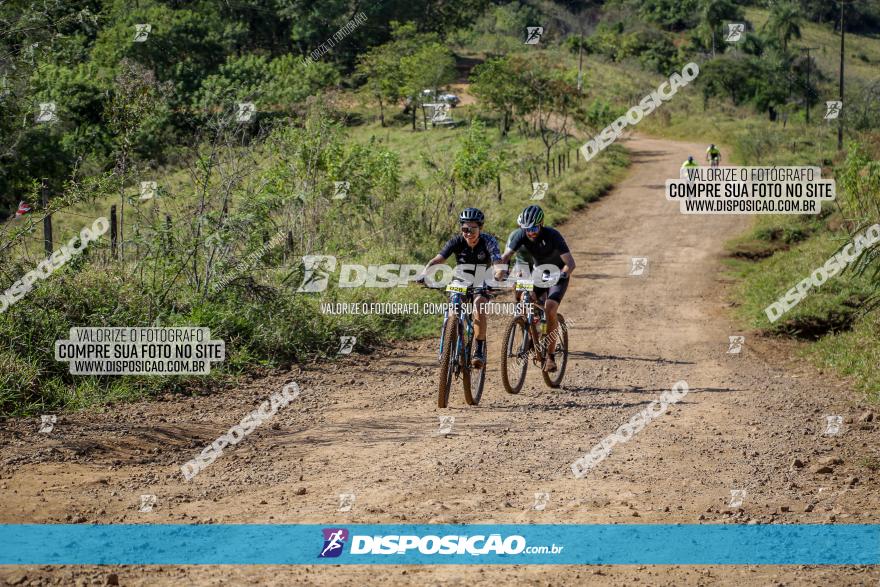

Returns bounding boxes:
[682,155,699,169]
[498,205,576,373]
[418,207,501,368]
[706,144,721,167]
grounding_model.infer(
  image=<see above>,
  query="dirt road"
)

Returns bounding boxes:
[2,136,878,586]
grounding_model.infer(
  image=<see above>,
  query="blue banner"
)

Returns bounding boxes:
[1,524,877,565]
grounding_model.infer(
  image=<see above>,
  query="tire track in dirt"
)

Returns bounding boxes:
[2,135,878,586]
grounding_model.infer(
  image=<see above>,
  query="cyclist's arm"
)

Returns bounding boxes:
[422,237,459,274]
[547,229,575,278]
[484,234,502,264]
[560,252,576,277]
[502,228,527,264]
[424,254,446,269]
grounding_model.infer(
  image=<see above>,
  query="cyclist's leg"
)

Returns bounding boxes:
[472,293,489,366]
[473,293,488,341]
[533,287,549,312]
[532,286,550,356]
[543,280,569,357]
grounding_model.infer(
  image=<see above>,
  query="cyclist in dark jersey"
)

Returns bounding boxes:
[418,208,502,368]
[498,205,576,373]
[506,228,535,274]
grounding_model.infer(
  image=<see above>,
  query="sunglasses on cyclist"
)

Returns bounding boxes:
[460,224,480,234]
[524,225,540,234]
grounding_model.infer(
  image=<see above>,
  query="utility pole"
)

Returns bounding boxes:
[575,13,585,94]
[838,2,844,150]
[577,39,584,94]
[799,47,819,124]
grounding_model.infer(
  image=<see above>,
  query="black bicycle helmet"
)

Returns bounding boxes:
[459,207,485,226]
[517,204,544,229]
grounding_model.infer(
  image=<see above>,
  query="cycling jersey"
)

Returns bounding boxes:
[439,233,502,267]
[682,160,699,168]
[707,147,720,158]
[506,229,535,267]
[507,227,570,270]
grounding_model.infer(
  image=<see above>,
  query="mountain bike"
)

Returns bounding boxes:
[710,156,720,168]
[500,279,569,392]
[435,282,494,408]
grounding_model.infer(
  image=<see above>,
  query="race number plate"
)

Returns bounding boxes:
[515,280,534,291]
[446,283,468,294]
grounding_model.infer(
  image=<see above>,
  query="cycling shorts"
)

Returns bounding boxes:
[534,277,568,304]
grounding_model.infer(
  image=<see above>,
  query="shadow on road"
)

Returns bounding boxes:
[568,350,694,365]
[629,149,668,163]
[574,273,619,280]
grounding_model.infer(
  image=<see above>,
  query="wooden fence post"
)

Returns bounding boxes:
[165,214,172,253]
[110,205,118,258]
[496,174,502,202]
[41,181,52,255]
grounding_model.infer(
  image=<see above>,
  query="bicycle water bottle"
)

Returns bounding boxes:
[540,316,547,334]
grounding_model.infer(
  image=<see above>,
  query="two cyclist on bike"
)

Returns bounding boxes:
[419,204,575,373]
[683,146,720,169]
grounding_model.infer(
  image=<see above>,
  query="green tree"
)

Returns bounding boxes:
[637,0,700,31]
[763,0,803,54]
[511,54,577,174]
[89,4,237,93]
[356,43,404,127]
[400,43,457,130]
[452,120,503,196]
[695,0,744,56]
[470,57,526,136]
[194,54,339,116]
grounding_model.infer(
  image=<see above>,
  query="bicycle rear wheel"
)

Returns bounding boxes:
[542,314,568,388]
[501,316,529,394]
[437,317,458,408]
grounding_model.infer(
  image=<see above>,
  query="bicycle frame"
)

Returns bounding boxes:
[514,287,545,364]
[438,290,472,364]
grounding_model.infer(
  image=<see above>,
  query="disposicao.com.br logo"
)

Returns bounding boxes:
[318,528,563,558]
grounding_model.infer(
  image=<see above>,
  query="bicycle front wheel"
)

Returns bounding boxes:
[437,317,458,408]
[501,316,529,394]
[463,332,484,406]
[542,314,569,388]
